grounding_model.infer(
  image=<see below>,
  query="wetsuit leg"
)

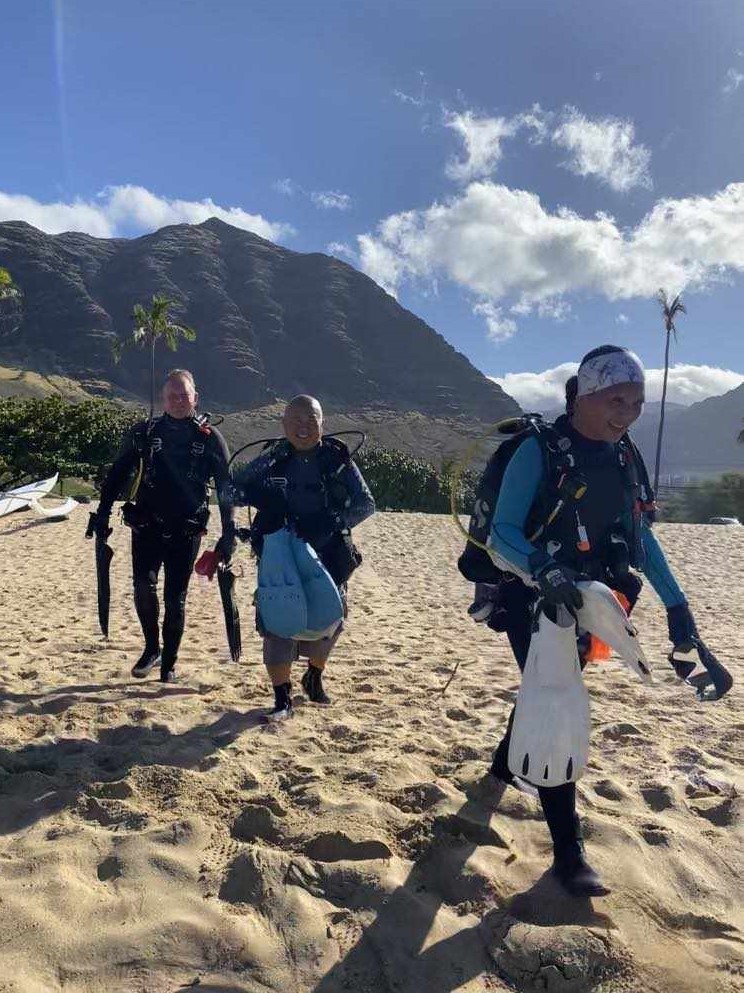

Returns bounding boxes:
[131,528,163,653]
[490,581,534,779]
[160,533,202,669]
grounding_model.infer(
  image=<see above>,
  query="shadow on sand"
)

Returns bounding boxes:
[310,780,612,993]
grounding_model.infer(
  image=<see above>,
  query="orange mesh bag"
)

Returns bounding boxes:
[584,591,631,662]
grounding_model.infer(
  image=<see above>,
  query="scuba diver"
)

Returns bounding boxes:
[461,345,726,897]
[231,394,375,721]
[87,369,235,683]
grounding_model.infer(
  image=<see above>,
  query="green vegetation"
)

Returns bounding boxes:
[0,266,22,337]
[0,267,20,300]
[0,396,477,514]
[356,446,477,514]
[0,395,139,491]
[662,473,744,524]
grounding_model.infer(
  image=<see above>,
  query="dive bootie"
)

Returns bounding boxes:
[552,849,611,897]
[131,648,161,679]
[267,682,293,722]
[489,753,539,799]
[301,664,331,704]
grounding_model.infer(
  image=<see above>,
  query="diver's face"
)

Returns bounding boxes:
[573,382,645,443]
[283,403,322,451]
[163,376,198,419]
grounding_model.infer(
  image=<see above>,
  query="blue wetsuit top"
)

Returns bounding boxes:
[488,434,686,608]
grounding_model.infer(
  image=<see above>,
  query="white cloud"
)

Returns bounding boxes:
[516,103,552,144]
[616,313,630,324]
[393,71,428,107]
[490,363,578,410]
[394,89,425,106]
[552,107,652,191]
[0,185,294,241]
[310,190,352,211]
[273,178,298,196]
[723,68,744,94]
[0,191,114,237]
[444,111,519,182]
[509,296,572,321]
[326,241,356,260]
[273,179,352,211]
[491,362,744,410]
[473,300,517,342]
[643,364,744,404]
[358,181,744,309]
[442,104,647,191]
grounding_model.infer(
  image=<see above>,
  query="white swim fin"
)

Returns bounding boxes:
[508,606,591,788]
[576,581,652,683]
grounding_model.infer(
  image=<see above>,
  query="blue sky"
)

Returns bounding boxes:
[2,0,743,408]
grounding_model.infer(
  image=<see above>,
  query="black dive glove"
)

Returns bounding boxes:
[85,510,111,541]
[215,530,237,564]
[535,563,583,611]
[667,602,698,650]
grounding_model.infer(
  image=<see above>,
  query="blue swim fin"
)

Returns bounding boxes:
[256,528,308,638]
[289,532,344,637]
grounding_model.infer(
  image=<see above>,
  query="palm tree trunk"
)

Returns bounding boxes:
[653,329,672,494]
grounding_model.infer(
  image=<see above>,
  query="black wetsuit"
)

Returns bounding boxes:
[98,413,233,672]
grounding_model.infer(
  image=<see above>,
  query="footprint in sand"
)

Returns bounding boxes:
[91,779,134,800]
[445,707,473,722]
[593,779,629,802]
[302,831,392,862]
[342,769,378,788]
[79,796,148,831]
[640,783,677,812]
[96,855,124,881]
[231,802,286,844]
[601,722,643,742]
[639,822,673,846]
[689,795,740,827]
[219,850,265,904]
[388,781,448,814]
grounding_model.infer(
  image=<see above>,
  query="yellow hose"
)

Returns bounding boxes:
[449,416,525,551]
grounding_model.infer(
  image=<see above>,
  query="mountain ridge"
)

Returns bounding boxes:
[0,218,518,422]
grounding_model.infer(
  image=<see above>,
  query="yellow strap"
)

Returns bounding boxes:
[449,416,526,552]
[128,457,144,502]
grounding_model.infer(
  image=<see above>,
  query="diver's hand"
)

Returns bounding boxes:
[215,531,237,564]
[85,511,111,540]
[667,602,698,651]
[535,563,583,611]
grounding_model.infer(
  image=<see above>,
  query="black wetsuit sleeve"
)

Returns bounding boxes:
[208,426,236,537]
[230,450,278,510]
[97,426,142,517]
[340,461,375,530]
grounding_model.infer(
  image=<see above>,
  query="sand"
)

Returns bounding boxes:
[0,508,741,993]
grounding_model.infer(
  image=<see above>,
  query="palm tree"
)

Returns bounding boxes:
[113,295,196,419]
[0,267,20,300]
[653,289,686,495]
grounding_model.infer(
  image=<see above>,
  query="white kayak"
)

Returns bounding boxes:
[28,497,80,519]
[0,473,79,520]
[0,493,34,518]
[5,473,59,499]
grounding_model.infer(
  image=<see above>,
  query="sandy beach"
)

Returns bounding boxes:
[0,508,741,993]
